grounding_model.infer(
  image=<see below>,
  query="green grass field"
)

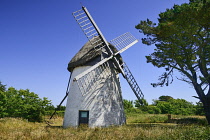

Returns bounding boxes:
[0,114,210,140]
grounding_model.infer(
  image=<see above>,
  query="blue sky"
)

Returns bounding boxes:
[0,0,198,105]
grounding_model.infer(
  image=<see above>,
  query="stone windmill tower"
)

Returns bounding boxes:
[63,6,144,128]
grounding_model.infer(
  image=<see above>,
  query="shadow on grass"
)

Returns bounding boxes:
[127,117,208,128]
[166,117,207,125]
[126,123,178,129]
[46,126,63,129]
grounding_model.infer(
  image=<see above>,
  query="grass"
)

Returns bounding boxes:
[126,113,168,123]
[0,114,210,140]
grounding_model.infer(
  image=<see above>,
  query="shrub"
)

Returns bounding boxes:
[0,85,52,122]
[125,108,142,114]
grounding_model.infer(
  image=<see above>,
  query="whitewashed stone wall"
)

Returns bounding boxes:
[63,65,126,128]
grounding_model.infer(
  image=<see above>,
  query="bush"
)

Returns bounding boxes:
[155,99,196,115]
[125,108,142,114]
[0,84,52,122]
[140,105,161,114]
[123,99,133,109]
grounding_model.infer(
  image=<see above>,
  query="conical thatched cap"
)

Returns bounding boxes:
[68,36,122,72]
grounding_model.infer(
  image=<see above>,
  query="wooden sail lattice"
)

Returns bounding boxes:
[72,6,144,102]
[72,7,111,52]
[122,62,144,101]
[110,32,138,54]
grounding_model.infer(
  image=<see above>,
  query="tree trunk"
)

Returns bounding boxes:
[202,95,210,125]
[203,103,210,125]
[193,83,210,125]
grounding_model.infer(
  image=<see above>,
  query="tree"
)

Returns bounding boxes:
[0,81,6,92]
[134,99,148,108]
[56,105,66,111]
[156,101,173,114]
[155,97,195,115]
[0,82,7,117]
[134,99,148,107]
[123,99,133,109]
[135,0,210,123]
[0,83,52,122]
[195,101,205,115]
[158,95,173,102]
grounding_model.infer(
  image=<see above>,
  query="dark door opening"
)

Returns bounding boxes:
[79,111,89,126]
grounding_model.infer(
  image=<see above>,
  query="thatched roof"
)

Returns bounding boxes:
[68,36,122,72]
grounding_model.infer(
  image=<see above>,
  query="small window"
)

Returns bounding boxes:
[81,112,88,118]
[79,111,89,125]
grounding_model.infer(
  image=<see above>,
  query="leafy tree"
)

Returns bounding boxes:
[169,99,196,115]
[156,101,173,114]
[56,105,66,111]
[195,101,205,115]
[136,0,210,123]
[134,99,148,108]
[158,95,173,102]
[147,106,161,114]
[155,98,195,115]
[123,99,133,109]
[0,84,52,122]
[140,105,161,114]
[45,104,55,111]
[134,99,161,114]
[0,81,6,92]
[0,82,7,117]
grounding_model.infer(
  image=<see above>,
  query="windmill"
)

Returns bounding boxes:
[63,6,144,128]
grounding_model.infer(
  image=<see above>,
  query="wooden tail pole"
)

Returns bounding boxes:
[49,73,72,120]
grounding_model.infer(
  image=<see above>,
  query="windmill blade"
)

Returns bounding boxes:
[74,56,112,81]
[109,33,144,102]
[72,7,113,54]
[110,32,138,55]
[121,62,144,102]
[73,7,141,98]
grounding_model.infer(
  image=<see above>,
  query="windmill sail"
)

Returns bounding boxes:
[72,6,144,102]
[74,32,138,80]
[72,7,113,54]
[110,32,138,55]
[73,33,142,98]
[121,62,144,102]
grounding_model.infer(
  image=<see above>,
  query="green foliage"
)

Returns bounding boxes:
[156,101,173,114]
[134,98,161,114]
[46,111,65,117]
[123,99,133,109]
[159,95,173,101]
[125,108,142,114]
[0,82,52,122]
[156,98,196,115]
[195,101,205,115]
[0,81,6,92]
[147,106,161,114]
[136,1,210,87]
[45,104,55,111]
[136,0,210,123]
[56,105,66,111]
[134,99,148,107]
[123,96,204,116]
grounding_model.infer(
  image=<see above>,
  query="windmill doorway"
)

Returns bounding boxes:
[79,111,89,126]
